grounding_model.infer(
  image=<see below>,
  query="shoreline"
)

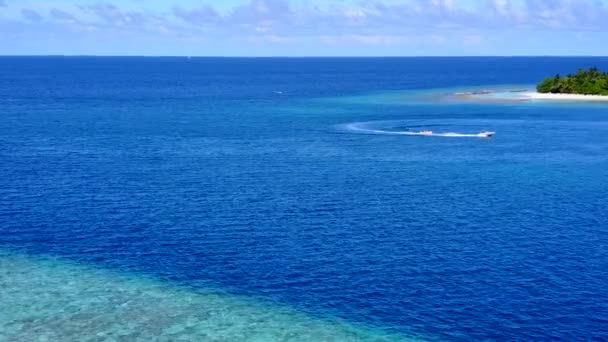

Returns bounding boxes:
[450,88,608,103]
[523,92,608,102]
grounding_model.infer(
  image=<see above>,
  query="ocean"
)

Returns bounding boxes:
[1,57,608,341]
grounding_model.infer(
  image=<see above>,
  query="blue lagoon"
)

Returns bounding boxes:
[1,57,608,341]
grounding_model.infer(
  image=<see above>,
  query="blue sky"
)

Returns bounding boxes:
[1,0,608,56]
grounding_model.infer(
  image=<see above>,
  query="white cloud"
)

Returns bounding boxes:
[462,34,483,45]
[79,3,150,27]
[428,34,447,44]
[5,0,608,51]
[173,5,220,26]
[50,8,77,22]
[21,9,43,22]
[249,34,293,44]
[321,34,409,46]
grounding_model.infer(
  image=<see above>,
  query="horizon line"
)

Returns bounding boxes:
[1,54,608,58]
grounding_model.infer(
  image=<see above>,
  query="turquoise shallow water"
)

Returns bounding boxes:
[0,250,418,342]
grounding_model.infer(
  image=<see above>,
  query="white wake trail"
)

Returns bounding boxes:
[343,122,495,138]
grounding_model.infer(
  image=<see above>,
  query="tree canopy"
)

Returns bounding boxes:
[537,67,608,95]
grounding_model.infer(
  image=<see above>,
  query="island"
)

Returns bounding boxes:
[438,67,608,103]
[537,67,608,95]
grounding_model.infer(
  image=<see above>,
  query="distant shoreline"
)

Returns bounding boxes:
[451,88,608,103]
[523,92,608,101]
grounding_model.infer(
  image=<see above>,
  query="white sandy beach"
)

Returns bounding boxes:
[523,92,608,102]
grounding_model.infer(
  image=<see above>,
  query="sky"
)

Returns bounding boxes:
[1,0,608,56]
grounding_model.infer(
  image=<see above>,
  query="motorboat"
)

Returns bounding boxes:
[477,131,496,138]
[419,130,434,135]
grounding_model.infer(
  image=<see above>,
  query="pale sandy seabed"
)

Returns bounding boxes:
[0,251,421,342]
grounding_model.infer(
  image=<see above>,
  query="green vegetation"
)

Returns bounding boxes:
[537,67,608,95]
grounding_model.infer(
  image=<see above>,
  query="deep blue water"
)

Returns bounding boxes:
[2,57,608,341]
